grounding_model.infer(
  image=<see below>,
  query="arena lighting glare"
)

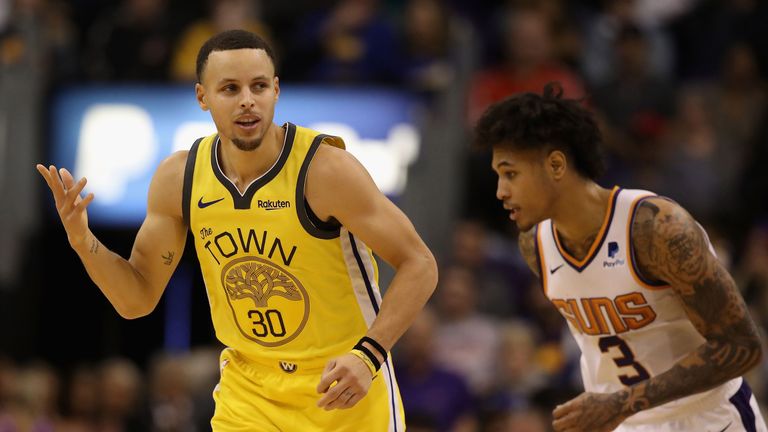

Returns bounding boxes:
[52,85,421,226]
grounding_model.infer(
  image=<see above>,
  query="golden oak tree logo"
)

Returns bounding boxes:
[220,256,310,347]
[224,262,302,307]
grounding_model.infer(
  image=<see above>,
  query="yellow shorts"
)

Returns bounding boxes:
[211,348,406,431]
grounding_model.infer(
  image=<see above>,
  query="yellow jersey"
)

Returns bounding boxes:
[182,123,382,367]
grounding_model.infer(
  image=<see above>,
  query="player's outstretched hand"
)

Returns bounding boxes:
[316,353,373,411]
[552,391,628,432]
[36,165,95,249]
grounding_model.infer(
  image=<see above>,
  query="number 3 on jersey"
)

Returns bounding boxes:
[599,335,650,386]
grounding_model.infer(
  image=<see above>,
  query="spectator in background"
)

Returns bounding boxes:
[1,363,59,432]
[434,265,500,396]
[480,320,550,432]
[489,321,548,410]
[467,5,584,125]
[508,0,584,71]
[399,0,457,96]
[57,365,99,432]
[288,0,401,83]
[449,220,532,318]
[670,0,768,81]
[170,0,272,82]
[12,0,78,84]
[181,348,219,431]
[737,224,768,331]
[656,42,765,229]
[145,354,195,432]
[580,0,673,87]
[97,358,144,432]
[590,23,674,188]
[397,308,477,432]
[708,43,765,165]
[85,0,174,81]
[653,86,725,224]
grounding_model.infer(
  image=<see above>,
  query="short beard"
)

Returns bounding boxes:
[232,137,262,151]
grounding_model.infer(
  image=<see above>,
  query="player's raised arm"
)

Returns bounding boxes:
[36,151,189,319]
[307,143,438,410]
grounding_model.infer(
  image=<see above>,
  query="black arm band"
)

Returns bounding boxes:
[359,336,388,361]
[353,344,381,371]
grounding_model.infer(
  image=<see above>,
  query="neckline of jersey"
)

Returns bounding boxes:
[551,186,621,272]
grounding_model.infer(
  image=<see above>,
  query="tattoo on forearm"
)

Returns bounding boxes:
[623,385,651,413]
[162,251,175,265]
[90,238,99,254]
[624,200,763,415]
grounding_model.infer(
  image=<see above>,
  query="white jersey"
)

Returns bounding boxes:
[535,187,741,425]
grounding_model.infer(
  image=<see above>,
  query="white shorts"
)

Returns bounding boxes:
[617,380,767,432]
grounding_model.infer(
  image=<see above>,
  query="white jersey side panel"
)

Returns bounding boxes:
[535,187,740,424]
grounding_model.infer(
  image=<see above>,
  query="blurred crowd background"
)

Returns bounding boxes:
[1,0,768,431]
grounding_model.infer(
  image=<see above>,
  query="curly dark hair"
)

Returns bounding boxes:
[196,30,276,83]
[474,82,605,180]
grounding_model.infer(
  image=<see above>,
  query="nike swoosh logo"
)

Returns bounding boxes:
[549,264,564,274]
[198,197,225,208]
[718,422,732,432]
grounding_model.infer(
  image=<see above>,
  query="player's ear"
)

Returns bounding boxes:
[274,76,280,101]
[547,150,566,180]
[195,83,209,111]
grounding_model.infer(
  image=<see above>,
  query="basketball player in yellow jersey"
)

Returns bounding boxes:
[36,30,437,431]
[477,83,765,432]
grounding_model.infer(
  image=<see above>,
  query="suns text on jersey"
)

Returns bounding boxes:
[203,228,297,267]
[550,292,657,336]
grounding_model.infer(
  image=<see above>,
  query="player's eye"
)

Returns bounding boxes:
[222,84,238,92]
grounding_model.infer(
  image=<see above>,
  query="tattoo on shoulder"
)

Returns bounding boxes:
[90,238,99,254]
[518,228,539,277]
[633,200,709,285]
[162,251,175,265]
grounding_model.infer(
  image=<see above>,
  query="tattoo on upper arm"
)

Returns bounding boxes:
[90,238,99,254]
[631,201,661,283]
[162,251,175,265]
[621,199,763,416]
[518,228,540,278]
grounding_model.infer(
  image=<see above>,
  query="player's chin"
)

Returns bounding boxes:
[515,219,534,232]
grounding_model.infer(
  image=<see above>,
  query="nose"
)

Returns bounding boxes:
[496,178,508,201]
[239,87,256,109]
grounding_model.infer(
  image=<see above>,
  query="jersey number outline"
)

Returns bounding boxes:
[248,309,287,338]
[598,335,650,386]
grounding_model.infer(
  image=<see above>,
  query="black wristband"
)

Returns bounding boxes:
[360,336,388,361]
[353,344,381,371]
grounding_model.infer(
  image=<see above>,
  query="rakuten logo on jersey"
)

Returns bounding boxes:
[258,199,291,210]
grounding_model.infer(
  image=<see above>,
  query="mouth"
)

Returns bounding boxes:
[504,205,521,221]
[234,115,261,131]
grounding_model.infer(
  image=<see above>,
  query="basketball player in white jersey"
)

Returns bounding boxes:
[477,83,766,432]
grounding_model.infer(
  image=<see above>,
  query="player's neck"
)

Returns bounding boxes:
[551,181,613,250]
[217,123,285,193]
